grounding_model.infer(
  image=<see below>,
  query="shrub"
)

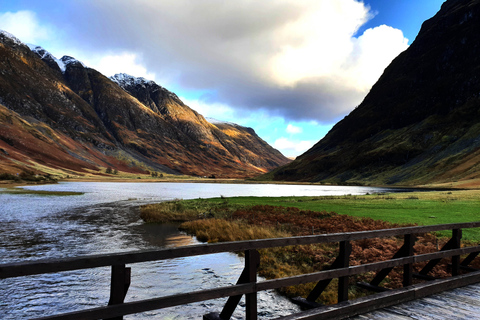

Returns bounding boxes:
[0,172,19,181]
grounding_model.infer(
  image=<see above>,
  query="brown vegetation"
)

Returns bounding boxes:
[142,203,479,304]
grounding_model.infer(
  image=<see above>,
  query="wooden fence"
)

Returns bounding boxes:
[2,222,480,320]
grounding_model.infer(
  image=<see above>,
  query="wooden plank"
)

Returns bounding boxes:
[3,222,480,279]
[35,282,257,320]
[272,271,480,320]
[257,245,480,293]
[306,242,350,303]
[14,244,480,320]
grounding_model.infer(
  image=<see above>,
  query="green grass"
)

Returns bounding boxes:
[0,188,84,196]
[184,190,480,240]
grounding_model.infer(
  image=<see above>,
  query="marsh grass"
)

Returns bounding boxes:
[0,188,83,196]
[140,191,480,304]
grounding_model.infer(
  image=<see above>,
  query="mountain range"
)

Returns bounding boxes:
[0,31,289,179]
[267,0,480,187]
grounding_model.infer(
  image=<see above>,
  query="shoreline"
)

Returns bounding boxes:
[1,173,477,190]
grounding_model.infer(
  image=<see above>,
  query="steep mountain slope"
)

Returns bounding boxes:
[0,31,289,178]
[270,0,480,186]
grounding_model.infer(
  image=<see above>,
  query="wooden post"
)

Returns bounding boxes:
[338,240,351,302]
[451,229,462,276]
[211,249,260,320]
[403,233,415,287]
[245,249,260,320]
[106,264,131,320]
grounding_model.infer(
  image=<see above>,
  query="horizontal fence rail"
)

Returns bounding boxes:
[2,222,480,319]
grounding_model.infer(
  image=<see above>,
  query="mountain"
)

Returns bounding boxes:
[0,31,289,179]
[269,0,480,186]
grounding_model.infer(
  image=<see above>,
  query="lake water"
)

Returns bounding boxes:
[0,182,404,319]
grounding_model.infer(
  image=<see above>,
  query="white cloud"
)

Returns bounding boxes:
[87,52,157,81]
[286,124,302,134]
[273,138,316,157]
[345,25,409,90]
[38,0,408,122]
[180,97,236,121]
[0,10,49,44]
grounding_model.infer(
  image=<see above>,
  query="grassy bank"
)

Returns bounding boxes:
[140,190,480,304]
[155,190,480,240]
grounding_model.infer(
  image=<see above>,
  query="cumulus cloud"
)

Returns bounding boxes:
[180,97,236,121]
[0,0,407,127]
[0,10,49,43]
[88,52,156,81]
[273,138,316,158]
[21,0,408,123]
[286,124,302,134]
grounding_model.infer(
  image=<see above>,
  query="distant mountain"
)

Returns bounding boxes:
[0,31,289,178]
[269,0,480,186]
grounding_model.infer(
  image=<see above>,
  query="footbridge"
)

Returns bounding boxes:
[1,222,480,319]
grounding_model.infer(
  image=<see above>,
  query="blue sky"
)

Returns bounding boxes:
[0,0,445,158]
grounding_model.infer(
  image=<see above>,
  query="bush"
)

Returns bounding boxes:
[0,172,19,181]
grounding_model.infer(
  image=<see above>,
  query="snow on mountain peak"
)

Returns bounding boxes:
[207,117,239,127]
[60,56,86,69]
[0,30,25,46]
[110,73,155,87]
[110,73,180,100]
[27,44,85,73]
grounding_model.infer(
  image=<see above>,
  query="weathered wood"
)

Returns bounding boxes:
[218,268,248,319]
[23,243,480,320]
[106,264,131,320]
[419,230,460,277]
[36,282,257,320]
[4,222,480,279]
[461,251,480,267]
[5,222,480,320]
[256,245,480,293]
[338,241,351,302]
[403,233,415,287]
[245,250,260,320]
[356,282,391,292]
[451,229,462,276]
[209,250,260,320]
[272,270,480,320]
[306,244,346,303]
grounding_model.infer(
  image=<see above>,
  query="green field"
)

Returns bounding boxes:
[185,190,480,240]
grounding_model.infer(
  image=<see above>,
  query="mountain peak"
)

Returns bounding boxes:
[110,73,156,88]
[28,45,85,73]
[207,117,240,127]
[0,30,25,46]
[110,73,180,100]
[60,55,86,70]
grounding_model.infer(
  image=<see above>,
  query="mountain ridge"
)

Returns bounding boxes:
[0,31,290,179]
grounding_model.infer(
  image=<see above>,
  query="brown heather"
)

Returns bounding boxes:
[142,202,480,304]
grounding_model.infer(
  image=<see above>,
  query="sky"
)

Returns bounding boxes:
[0,0,445,158]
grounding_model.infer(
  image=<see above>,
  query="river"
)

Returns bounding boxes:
[0,182,404,319]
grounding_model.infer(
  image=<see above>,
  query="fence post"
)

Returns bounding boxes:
[106,264,131,320]
[245,249,260,320]
[403,233,415,287]
[452,229,462,276]
[338,240,351,302]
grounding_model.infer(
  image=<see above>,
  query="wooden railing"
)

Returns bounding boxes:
[2,222,480,320]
